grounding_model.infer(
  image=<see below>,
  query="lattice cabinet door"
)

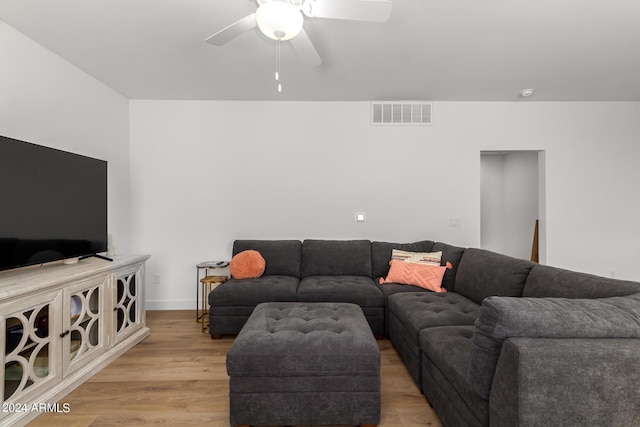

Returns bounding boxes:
[62,275,109,377]
[1,289,63,413]
[112,263,145,345]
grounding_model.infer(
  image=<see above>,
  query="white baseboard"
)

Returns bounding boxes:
[145,299,195,310]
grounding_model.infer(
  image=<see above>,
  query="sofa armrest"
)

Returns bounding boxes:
[468,294,640,399]
[490,337,640,427]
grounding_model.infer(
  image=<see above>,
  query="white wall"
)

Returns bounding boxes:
[503,152,539,259]
[537,151,547,265]
[480,153,506,252]
[130,100,640,309]
[0,20,131,254]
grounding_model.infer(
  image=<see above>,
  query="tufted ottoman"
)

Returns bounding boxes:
[226,302,380,427]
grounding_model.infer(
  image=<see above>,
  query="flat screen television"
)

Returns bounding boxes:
[0,135,108,271]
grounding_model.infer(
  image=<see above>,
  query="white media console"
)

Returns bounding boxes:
[0,255,150,426]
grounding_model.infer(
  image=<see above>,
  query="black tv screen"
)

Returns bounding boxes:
[0,135,108,271]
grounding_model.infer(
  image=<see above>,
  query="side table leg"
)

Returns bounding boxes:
[202,281,208,332]
[196,267,200,322]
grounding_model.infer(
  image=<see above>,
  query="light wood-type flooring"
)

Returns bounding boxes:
[28,310,443,427]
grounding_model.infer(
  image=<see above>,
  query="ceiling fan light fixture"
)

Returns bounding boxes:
[256,0,304,41]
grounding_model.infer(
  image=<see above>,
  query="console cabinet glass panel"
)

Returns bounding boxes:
[1,290,62,411]
[113,265,145,344]
[63,276,108,376]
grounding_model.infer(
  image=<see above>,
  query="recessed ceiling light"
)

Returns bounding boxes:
[520,89,535,97]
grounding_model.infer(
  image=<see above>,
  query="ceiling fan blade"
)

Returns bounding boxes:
[303,0,392,22]
[290,29,322,67]
[205,13,257,46]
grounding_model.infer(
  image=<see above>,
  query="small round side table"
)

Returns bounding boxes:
[196,261,229,332]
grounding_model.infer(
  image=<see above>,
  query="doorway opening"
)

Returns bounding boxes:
[480,151,546,263]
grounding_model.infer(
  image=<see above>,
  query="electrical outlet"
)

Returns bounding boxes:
[154,274,160,284]
[355,212,366,222]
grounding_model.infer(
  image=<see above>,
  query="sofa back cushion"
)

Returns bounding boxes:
[431,242,466,291]
[523,264,640,298]
[301,239,372,278]
[232,240,302,277]
[468,293,640,399]
[370,240,435,279]
[454,248,534,304]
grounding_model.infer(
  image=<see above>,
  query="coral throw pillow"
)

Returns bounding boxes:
[379,260,451,293]
[230,250,266,279]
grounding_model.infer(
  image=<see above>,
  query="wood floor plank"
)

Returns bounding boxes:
[28,310,442,427]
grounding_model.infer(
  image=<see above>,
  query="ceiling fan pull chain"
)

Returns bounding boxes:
[276,38,282,93]
[275,38,280,82]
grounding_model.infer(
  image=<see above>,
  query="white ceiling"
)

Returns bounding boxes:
[1,0,639,101]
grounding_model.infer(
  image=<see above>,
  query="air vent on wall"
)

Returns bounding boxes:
[371,102,432,125]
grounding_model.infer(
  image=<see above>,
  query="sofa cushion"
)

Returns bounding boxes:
[378,282,430,301]
[380,260,448,293]
[469,293,640,399]
[431,242,466,291]
[387,292,480,344]
[523,264,640,298]
[371,240,435,279]
[297,276,384,307]
[420,326,488,426]
[233,240,302,277]
[301,240,372,277]
[454,248,535,304]
[209,275,299,306]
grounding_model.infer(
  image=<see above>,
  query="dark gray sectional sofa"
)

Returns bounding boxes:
[209,239,640,427]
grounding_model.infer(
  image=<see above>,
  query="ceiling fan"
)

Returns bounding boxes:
[205,0,393,67]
